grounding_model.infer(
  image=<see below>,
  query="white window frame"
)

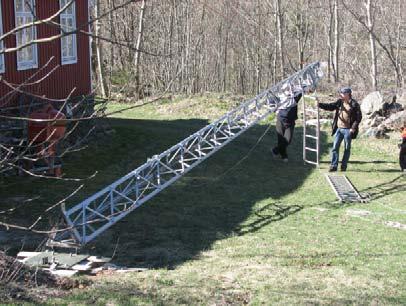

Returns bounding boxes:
[60,0,77,65]
[14,0,38,71]
[0,2,5,73]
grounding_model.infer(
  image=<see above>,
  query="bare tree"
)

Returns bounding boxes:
[275,0,285,78]
[342,0,404,89]
[95,0,108,98]
[333,0,340,82]
[366,0,378,90]
[134,0,147,99]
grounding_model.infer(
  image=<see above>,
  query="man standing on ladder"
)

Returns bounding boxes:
[271,85,303,162]
[317,87,362,172]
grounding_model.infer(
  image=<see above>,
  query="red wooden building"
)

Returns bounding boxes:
[0,0,92,110]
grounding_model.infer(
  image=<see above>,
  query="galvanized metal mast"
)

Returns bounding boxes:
[51,62,324,247]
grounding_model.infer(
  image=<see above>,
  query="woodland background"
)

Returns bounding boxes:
[92,0,406,99]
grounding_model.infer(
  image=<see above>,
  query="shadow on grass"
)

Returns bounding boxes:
[350,160,397,164]
[75,117,330,268]
[308,173,405,208]
[1,117,329,267]
[359,175,406,201]
[353,169,403,173]
[235,202,303,235]
[320,158,401,173]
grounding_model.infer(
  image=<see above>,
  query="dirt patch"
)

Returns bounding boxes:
[383,221,406,230]
[346,209,372,217]
[0,251,90,303]
[311,207,329,212]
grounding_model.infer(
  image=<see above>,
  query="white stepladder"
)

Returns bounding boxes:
[302,94,320,166]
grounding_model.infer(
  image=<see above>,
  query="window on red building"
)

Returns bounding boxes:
[14,0,38,70]
[60,0,77,65]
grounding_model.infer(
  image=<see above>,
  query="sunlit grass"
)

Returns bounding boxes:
[1,94,405,305]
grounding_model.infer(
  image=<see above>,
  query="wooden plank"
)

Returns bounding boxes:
[46,269,78,277]
[87,256,111,263]
[17,251,41,259]
[71,260,94,271]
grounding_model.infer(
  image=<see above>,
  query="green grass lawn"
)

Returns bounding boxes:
[1,94,405,305]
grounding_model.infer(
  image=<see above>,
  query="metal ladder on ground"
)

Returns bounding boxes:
[325,174,368,203]
[49,62,324,247]
[302,93,320,166]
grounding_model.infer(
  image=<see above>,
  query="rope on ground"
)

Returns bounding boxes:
[189,122,273,188]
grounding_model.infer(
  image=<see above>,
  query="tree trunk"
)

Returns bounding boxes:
[395,0,404,88]
[333,0,339,82]
[326,0,334,83]
[275,0,285,78]
[95,0,107,98]
[107,0,116,92]
[366,0,378,91]
[256,0,262,93]
[134,0,146,100]
[294,0,310,70]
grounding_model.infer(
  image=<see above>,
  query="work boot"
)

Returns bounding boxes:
[340,166,347,172]
[329,166,337,172]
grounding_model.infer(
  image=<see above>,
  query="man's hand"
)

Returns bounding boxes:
[350,128,355,134]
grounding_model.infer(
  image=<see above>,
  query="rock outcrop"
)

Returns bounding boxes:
[359,92,405,139]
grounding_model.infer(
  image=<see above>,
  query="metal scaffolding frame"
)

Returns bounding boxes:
[51,62,324,247]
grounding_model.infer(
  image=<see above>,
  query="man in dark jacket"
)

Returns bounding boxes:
[400,123,406,172]
[318,87,362,172]
[271,88,303,162]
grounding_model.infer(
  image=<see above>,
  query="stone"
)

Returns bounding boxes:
[364,118,372,125]
[370,116,385,127]
[361,91,383,115]
[397,92,406,107]
[383,102,403,116]
[381,110,406,131]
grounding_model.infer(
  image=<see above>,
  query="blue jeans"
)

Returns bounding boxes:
[331,128,352,169]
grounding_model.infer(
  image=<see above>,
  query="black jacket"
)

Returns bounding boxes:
[277,92,303,126]
[319,98,362,139]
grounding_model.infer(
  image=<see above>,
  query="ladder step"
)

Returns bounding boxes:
[304,159,318,165]
[305,147,318,152]
[305,135,318,139]
[303,94,320,168]
[305,109,318,113]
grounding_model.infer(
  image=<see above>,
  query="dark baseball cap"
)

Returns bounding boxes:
[339,87,352,94]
